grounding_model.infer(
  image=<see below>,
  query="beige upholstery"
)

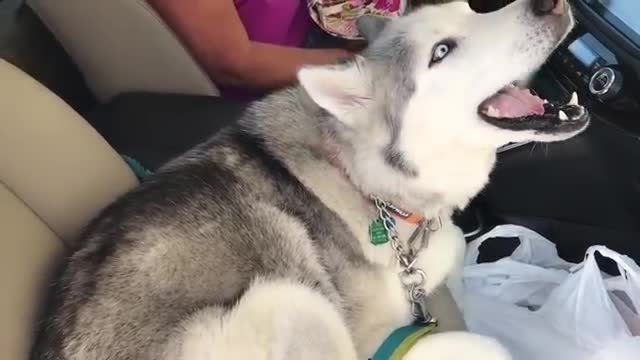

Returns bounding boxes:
[26,0,219,102]
[0,185,63,360]
[0,59,139,243]
[0,59,138,359]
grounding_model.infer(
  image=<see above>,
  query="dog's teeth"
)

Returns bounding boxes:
[543,99,549,104]
[569,92,579,106]
[558,110,568,121]
[486,106,501,118]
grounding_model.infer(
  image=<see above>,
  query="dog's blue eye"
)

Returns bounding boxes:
[434,44,449,59]
[430,40,456,66]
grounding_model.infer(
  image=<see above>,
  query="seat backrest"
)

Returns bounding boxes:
[0,59,138,359]
[26,0,219,102]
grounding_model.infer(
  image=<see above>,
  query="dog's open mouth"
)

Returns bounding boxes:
[478,84,589,134]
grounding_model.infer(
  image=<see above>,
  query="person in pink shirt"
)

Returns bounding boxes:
[149,0,353,98]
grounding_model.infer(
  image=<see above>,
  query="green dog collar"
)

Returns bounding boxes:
[371,322,437,360]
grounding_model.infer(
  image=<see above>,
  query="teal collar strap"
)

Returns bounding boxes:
[371,322,437,360]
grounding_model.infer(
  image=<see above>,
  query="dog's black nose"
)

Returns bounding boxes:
[532,0,564,16]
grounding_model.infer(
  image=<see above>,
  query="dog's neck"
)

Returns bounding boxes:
[240,88,457,219]
[315,139,427,222]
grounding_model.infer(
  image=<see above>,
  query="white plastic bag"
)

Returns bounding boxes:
[463,225,640,360]
[464,225,574,269]
[464,225,572,307]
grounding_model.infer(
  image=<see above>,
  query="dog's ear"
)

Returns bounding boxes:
[357,15,390,42]
[298,57,371,125]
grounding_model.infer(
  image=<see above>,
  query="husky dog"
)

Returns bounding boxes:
[32,0,588,359]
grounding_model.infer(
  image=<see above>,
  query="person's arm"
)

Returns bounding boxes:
[148,0,352,90]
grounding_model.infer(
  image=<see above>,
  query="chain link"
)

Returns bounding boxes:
[372,197,439,324]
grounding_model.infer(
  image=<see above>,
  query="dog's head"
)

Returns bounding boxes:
[298,0,589,213]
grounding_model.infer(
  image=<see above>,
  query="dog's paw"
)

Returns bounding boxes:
[404,332,511,360]
[415,219,466,295]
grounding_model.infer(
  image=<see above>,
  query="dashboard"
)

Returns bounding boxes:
[544,0,640,135]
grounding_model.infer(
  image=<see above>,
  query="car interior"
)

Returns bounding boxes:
[1,0,639,358]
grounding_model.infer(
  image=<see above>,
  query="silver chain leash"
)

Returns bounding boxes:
[372,197,440,325]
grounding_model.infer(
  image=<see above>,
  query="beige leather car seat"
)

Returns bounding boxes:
[26,0,219,102]
[0,59,138,359]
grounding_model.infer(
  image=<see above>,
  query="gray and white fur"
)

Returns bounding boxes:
[32,1,586,359]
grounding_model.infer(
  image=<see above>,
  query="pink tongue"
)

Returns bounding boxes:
[485,87,546,118]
